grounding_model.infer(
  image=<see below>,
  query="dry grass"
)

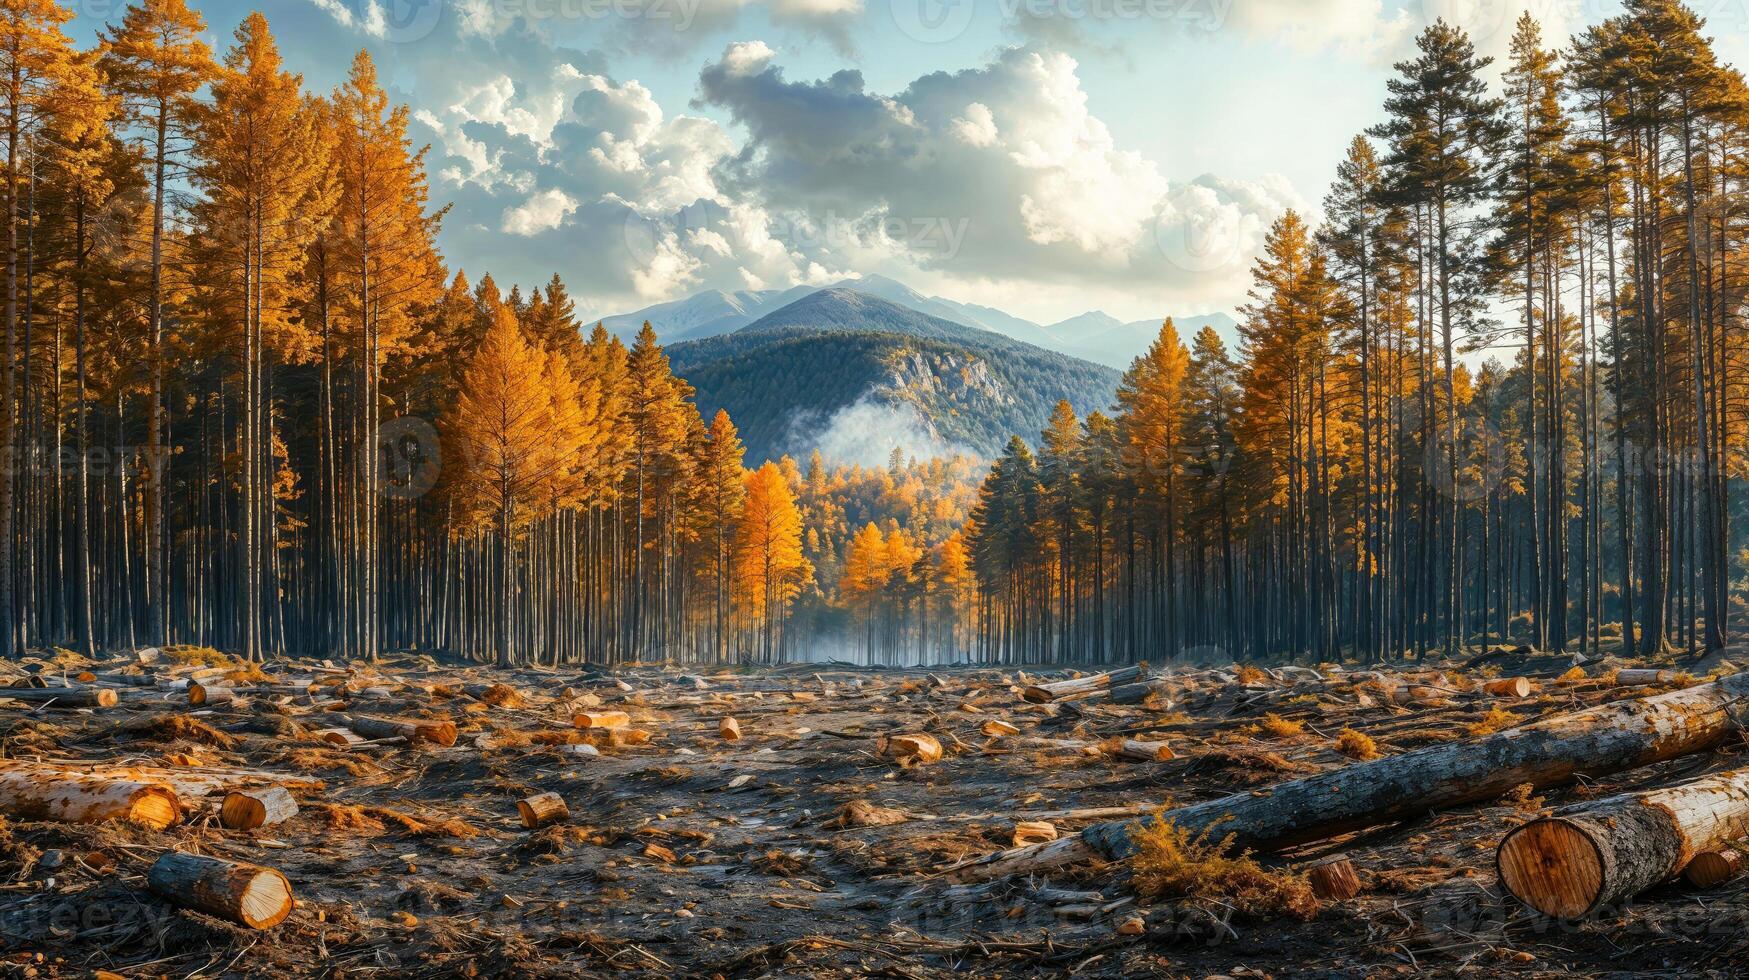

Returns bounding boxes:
[124,713,240,750]
[1499,783,1544,811]
[1556,665,1588,683]
[1258,713,1304,738]
[308,802,479,839]
[1335,728,1379,761]
[1234,666,1269,686]
[272,748,381,777]
[1465,707,1519,737]
[1127,814,1317,920]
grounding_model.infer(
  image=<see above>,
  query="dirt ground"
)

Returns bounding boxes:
[2,646,1747,978]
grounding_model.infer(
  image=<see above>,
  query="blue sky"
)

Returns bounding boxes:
[62,0,1749,327]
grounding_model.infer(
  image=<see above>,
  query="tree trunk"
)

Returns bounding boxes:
[945,673,1749,882]
[1497,768,1749,918]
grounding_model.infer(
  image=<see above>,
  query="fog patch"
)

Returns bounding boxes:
[791,395,971,467]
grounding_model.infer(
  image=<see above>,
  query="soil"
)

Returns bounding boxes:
[2,647,1745,978]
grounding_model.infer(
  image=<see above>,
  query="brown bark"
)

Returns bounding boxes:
[0,765,180,828]
[148,851,294,929]
[946,673,1749,882]
[1497,768,1749,918]
[221,786,299,830]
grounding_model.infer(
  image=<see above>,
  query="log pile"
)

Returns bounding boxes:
[1,646,1743,977]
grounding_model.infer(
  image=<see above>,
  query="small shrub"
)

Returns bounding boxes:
[1466,707,1519,736]
[1335,728,1379,761]
[1127,814,1317,920]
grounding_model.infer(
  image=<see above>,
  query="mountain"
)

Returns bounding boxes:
[1046,311,1241,369]
[589,274,1240,373]
[667,288,1120,465]
[590,285,814,342]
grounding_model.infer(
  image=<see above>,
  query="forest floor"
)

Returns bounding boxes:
[2,644,1747,978]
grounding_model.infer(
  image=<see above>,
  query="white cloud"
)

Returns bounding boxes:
[719,40,776,77]
[502,189,580,235]
[950,103,999,147]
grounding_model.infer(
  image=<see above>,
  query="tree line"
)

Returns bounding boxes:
[955,3,1746,666]
[0,0,859,666]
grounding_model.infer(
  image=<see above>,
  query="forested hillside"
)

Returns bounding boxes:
[835,5,1749,667]
[669,289,1120,462]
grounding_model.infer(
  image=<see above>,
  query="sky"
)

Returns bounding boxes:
[61,0,1749,327]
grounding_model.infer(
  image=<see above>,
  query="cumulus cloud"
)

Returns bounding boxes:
[286,4,1300,321]
[503,189,580,235]
[695,45,1299,313]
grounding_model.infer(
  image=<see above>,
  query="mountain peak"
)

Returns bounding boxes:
[1047,310,1125,334]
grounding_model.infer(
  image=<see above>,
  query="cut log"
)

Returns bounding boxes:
[1021,665,1144,703]
[1308,854,1361,900]
[1483,677,1533,698]
[1115,739,1175,762]
[572,710,631,730]
[719,716,742,741]
[1683,848,1745,888]
[0,766,181,828]
[1615,668,1675,686]
[315,728,367,749]
[945,672,1749,882]
[343,714,457,747]
[221,787,299,830]
[887,733,942,766]
[0,685,118,708]
[188,683,237,706]
[1496,768,1749,918]
[148,852,294,929]
[517,791,570,828]
[980,719,1020,737]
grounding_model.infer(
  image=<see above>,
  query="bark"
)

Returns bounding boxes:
[945,673,1749,882]
[0,765,180,828]
[1021,665,1144,703]
[2,685,117,708]
[1497,768,1749,918]
[516,790,569,828]
[220,786,299,830]
[342,713,457,747]
[147,851,294,929]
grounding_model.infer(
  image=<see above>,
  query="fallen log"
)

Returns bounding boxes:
[944,672,1749,882]
[1103,681,1171,705]
[221,787,299,830]
[1497,768,1749,918]
[1615,668,1675,686]
[0,685,118,708]
[188,682,238,706]
[1684,847,1745,888]
[1021,665,1144,703]
[1482,677,1533,698]
[0,766,181,828]
[148,851,294,929]
[342,713,457,747]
